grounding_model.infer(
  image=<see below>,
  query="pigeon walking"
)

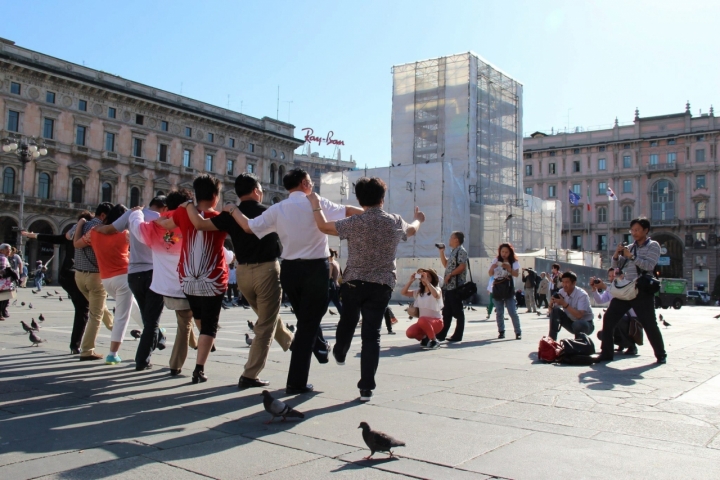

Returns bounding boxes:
[261,390,305,424]
[31,319,40,330]
[32,290,37,294]
[358,422,406,459]
[245,333,253,346]
[287,323,295,333]
[46,292,53,297]
[28,303,33,309]
[20,321,33,333]
[470,306,476,311]
[130,330,142,340]
[11,299,17,306]
[397,302,404,306]
[59,297,63,302]
[29,331,46,347]
[21,302,25,306]
[54,290,59,294]
[598,313,602,321]
[38,314,45,321]
[662,319,671,327]
[329,310,337,316]
[247,320,254,331]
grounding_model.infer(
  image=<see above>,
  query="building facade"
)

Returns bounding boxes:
[523,105,719,290]
[294,151,356,194]
[0,39,303,281]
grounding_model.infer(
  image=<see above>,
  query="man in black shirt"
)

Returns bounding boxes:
[184,173,294,388]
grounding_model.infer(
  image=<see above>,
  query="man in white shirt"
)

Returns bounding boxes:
[225,168,363,394]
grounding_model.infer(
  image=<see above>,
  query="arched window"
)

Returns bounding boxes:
[572,208,582,224]
[101,182,112,203]
[651,180,675,221]
[71,178,84,203]
[696,201,707,219]
[130,187,140,208]
[2,167,15,194]
[622,205,632,222]
[277,165,285,185]
[597,206,607,223]
[270,163,276,184]
[38,172,51,199]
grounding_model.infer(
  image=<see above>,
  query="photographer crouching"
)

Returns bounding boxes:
[547,271,594,341]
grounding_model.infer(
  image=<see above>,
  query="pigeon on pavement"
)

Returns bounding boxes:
[31,319,40,330]
[29,331,46,346]
[11,299,17,306]
[287,323,295,333]
[358,422,405,459]
[130,330,142,340]
[21,302,25,306]
[46,292,53,297]
[245,333,253,346]
[598,313,602,320]
[329,310,336,315]
[20,321,33,333]
[470,306,476,311]
[32,290,37,294]
[59,297,63,302]
[247,320,254,331]
[261,390,305,423]
[38,314,45,321]
[54,290,60,294]
[397,302,404,306]
[28,303,33,309]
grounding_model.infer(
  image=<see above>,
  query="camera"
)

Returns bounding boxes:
[552,293,562,299]
[414,273,422,279]
[592,279,602,285]
[435,243,445,249]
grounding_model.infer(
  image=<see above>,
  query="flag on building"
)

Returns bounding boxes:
[607,186,617,201]
[569,189,581,205]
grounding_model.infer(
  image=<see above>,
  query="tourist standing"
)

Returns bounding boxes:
[436,232,468,342]
[488,243,522,339]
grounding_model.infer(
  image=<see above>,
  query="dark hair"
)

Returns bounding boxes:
[166,189,193,210]
[106,204,128,225]
[607,267,616,273]
[354,177,386,207]
[561,271,577,283]
[329,248,338,259]
[283,168,308,191]
[497,243,518,264]
[95,202,113,217]
[452,231,465,245]
[630,216,651,231]
[149,196,167,208]
[193,174,221,202]
[77,210,93,221]
[235,173,260,198]
[417,268,439,295]
[552,263,561,271]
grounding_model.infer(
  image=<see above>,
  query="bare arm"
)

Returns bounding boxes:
[405,207,425,237]
[307,193,338,235]
[94,224,118,235]
[154,217,177,230]
[72,219,88,248]
[449,263,466,277]
[184,202,219,231]
[400,274,417,298]
[345,205,364,217]
[441,248,449,269]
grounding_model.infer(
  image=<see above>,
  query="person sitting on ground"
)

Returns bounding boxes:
[401,268,443,349]
[591,268,639,355]
[548,271,594,341]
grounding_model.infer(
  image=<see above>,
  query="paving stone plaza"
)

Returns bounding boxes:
[2,288,720,479]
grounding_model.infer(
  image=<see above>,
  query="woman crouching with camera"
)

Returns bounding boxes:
[401,268,443,350]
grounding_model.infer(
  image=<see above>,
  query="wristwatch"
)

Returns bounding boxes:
[630,255,636,261]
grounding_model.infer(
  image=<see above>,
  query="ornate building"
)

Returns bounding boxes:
[523,104,719,290]
[0,38,303,281]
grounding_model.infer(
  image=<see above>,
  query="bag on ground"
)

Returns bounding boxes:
[538,336,563,363]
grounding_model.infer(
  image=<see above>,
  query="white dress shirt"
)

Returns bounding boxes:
[248,191,346,260]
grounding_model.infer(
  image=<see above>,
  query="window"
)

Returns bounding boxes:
[696,201,707,219]
[43,118,54,139]
[280,152,285,160]
[599,146,606,152]
[622,205,632,222]
[667,152,677,164]
[271,149,277,158]
[226,159,234,175]
[207,133,214,143]
[696,175,706,189]
[623,155,632,168]
[10,82,20,95]
[525,187,533,195]
[160,120,168,132]
[696,149,705,162]
[78,99,87,111]
[105,132,115,152]
[278,165,285,184]
[572,209,582,224]
[247,163,255,174]
[76,125,87,146]
[71,178,84,203]
[651,179,675,221]
[525,164,533,176]
[573,148,580,154]
[38,172,50,199]
[598,158,606,170]
[183,149,192,168]
[133,138,143,157]
[270,163,276,184]
[314,168,321,178]
[572,235,582,250]
[667,138,676,145]
[549,151,556,157]
[130,187,140,208]
[650,140,658,147]
[101,182,112,203]
[158,144,168,162]
[572,183,581,195]
[697,135,705,141]
[229,138,235,148]
[598,207,608,223]
[598,234,607,251]
[185,127,192,137]
[135,114,144,125]
[598,181,607,195]
[548,163,556,174]
[108,107,116,119]
[623,180,632,193]
[548,185,556,197]
[649,154,658,165]
[623,143,631,149]
[46,91,56,103]
[2,167,15,194]
[572,161,580,173]
[247,143,254,153]
[7,110,19,132]
[205,154,214,172]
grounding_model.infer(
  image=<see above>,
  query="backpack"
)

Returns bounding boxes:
[558,333,597,365]
[538,336,563,363]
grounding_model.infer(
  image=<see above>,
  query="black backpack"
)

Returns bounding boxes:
[558,333,596,365]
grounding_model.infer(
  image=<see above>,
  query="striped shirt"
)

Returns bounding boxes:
[612,237,661,282]
[68,218,103,273]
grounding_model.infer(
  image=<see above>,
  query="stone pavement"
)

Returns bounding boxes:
[2,288,720,480]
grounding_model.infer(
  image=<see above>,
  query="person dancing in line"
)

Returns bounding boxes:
[488,243,522,340]
[402,268,443,349]
[157,175,229,383]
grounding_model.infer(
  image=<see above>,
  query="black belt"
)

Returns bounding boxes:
[237,259,276,266]
[281,258,326,263]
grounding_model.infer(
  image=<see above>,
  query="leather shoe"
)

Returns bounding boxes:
[656,356,667,364]
[79,353,103,361]
[70,348,80,355]
[136,363,153,371]
[286,384,314,394]
[624,345,638,355]
[446,337,461,343]
[239,376,269,388]
[170,369,182,376]
[595,354,614,362]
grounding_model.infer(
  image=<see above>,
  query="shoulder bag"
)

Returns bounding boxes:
[632,244,661,295]
[492,275,514,301]
[453,250,477,301]
[608,278,638,301]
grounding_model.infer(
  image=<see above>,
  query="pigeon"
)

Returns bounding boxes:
[397,302,404,306]
[282,303,288,308]
[329,310,337,316]
[28,303,33,309]
[715,313,720,319]
[287,323,295,333]
[21,302,25,306]
[46,292,53,297]
[31,319,40,330]
[598,313,602,320]
[358,422,405,459]
[247,320,254,331]
[113,307,116,314]
[54,290,60,294]
[470,307,476,311]
[242,305,250,310]
[261,390,305,424]
[38,314,45,321]
[662,319,671,328]
[659,314,663,322]
[130,330,142,340]
[290,307,295,314]
[245,333,253,346]
[32,290,37,294]
[59,297,63,302]
[20,321,33,333]
[29,331,46,346]
[11,299,17,306]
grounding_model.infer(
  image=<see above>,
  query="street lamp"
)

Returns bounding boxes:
[2,134,48,249]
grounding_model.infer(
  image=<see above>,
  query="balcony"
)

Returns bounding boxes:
[685,217,717,226]
[651,218,680,227]
[72,145,90,157]
[613,220,631,230]
[562,222,587,231]
[646,162,678,177]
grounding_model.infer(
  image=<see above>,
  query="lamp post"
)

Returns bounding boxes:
[2,135,48,250]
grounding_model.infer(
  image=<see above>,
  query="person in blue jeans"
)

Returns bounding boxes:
[488,243,522,340]
[34,261,45,291]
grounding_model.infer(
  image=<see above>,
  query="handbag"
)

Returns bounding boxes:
[406,305,420,318]
[608,278,638,301]
[628,318,644,345]
[492,276,514,301]
[453,250,477,300]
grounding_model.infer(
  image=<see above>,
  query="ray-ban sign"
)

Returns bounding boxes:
[302,128,345,146]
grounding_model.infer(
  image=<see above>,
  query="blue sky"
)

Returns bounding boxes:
[5,0,718,168]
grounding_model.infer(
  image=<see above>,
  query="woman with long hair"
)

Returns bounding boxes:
[488,243,522,340]
[401,268,444,349]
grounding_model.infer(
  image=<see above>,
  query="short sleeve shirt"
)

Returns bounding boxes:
[444,246,469,290]
[113,208,158,274]
[558,287,594,323]
[68,218,103,273]
[335,207,409,289]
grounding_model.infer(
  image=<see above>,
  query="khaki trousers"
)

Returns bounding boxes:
[169,309,198,370]
[237,260,293,379]
[76,271,113,357]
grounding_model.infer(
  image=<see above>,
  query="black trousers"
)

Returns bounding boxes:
[383,306,396,332]
[281,258,329,388]
[334,281,392,391]
[129,270,166,366]
[438,289,465,340]
[59,271,89,351]
[601,291,665,360]
[227,284,238,302]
